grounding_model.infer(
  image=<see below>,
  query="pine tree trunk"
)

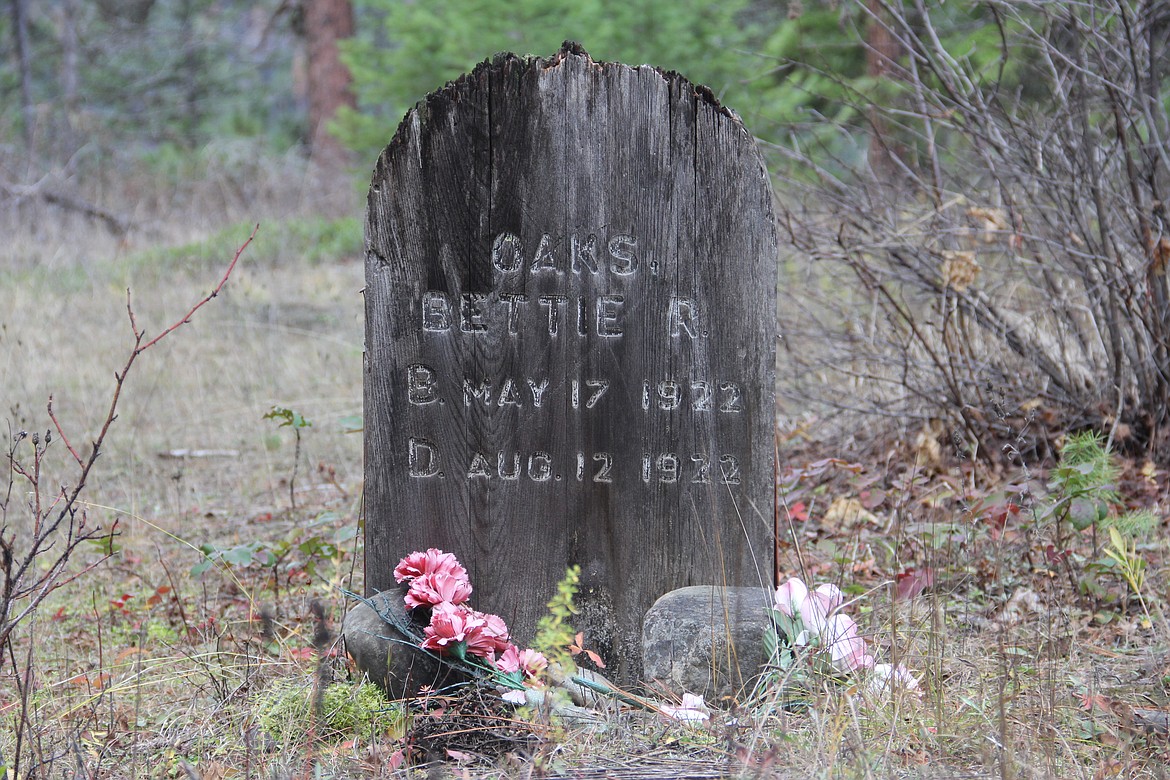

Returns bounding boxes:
[865,0,898,177]
[10,0,34,153]
[58,0,79,154]
[304,0,355,165]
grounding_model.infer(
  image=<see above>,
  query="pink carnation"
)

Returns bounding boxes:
[493,644,549,687]
[420,602,474,653]
[394,548,469,585]
[463,609,510,658]
[494,644,521,674]
[404,571,473,608]
[517,648,548,678]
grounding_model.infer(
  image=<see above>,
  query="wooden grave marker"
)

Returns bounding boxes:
[364,43,777,683]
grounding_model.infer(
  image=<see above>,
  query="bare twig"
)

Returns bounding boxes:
[777,0,1170,458]
[0,225,257,655]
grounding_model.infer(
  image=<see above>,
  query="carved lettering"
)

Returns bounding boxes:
[468,451,492,479]
[657,453,679,483]
[408,364,439,405]
[571,232,600,274]
[528,451,553,481]
[530,233,558,274]
[461,293,488,333]
[421,447,745,485]
[584,379,609,409]
[593,452,614,483]
[492,231,523,272]
[657,381,680,410]
[422,291,452,331]
[577,296,589,336]
[539,294,569,335]
[528,378,550,407]
[408,437,441,478]
[498,451,521,480]
[641,452,740,484]
[498,378,522,406]
[501,293,527,334]
[668,296,700,338]
[607,234,638,275]
[638,378,743,412]
[596,295,624,337]
[464,378,492,406]
[719,382,744,413]
[691,381,712,411]
[691,454,711,483]
[719,455,742,485]
[403,230,752,496]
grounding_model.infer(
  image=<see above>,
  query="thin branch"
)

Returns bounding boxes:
[135,223,259,353]
[1,225,257,655]
[46,396,82,467]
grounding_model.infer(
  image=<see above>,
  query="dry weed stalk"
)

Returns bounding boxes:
[0,225,256,775]
[777,0,1170,459]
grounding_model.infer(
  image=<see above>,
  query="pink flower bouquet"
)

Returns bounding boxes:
[393,548,548,698]
[768,575,918,695]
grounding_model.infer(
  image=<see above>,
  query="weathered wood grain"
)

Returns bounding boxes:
[364,43,777,683]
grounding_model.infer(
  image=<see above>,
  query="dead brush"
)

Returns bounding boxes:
[0,226,255,776]
[775,0,1170,464]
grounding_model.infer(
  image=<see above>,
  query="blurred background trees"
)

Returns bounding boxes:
[3,0,1168,460]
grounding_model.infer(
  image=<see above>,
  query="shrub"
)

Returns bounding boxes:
[776,1,1170,459]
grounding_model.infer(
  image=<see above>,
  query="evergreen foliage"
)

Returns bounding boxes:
[336,0,763,158]
[0,0,302,157]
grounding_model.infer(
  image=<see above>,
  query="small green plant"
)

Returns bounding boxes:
[1045,431,1161,612]
[191,511,357,596]
[1047,431,1118,538]
[264,406,312,510]
[1101,526,1152,626]
[529,565,582,674]
[256,680,403,744]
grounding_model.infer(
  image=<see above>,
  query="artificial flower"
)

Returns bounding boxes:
[517,648,549,678]
[867,663,920,696]
[442,608,507,659]
[660,692,710,722]
[394,548,469,585]
[502,689,528,705]
[493,643,521,674]
[404,571,473,608]
[775,577,844,637]
[420,601,474,654]
[774,577,809,619]
[822,614,872,673]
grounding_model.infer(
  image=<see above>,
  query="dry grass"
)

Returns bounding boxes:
[1,158,1169,779]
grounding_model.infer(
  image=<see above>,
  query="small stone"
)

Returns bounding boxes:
[641,585,773,702]
[340,587,462,698]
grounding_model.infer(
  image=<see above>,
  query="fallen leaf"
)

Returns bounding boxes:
[894,568,934,601]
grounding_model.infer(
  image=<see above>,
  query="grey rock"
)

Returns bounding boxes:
[642,585,773,702]
[340,588,462,698]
